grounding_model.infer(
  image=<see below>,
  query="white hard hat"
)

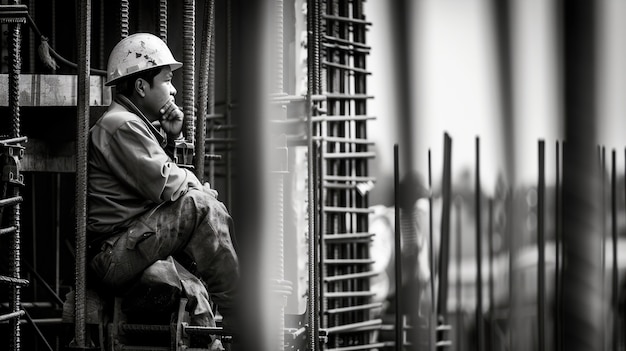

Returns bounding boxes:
[105,33,182,86]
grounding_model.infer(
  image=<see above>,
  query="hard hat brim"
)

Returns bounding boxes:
[105,62,183,87]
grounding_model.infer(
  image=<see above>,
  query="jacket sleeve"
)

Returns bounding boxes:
[104,119,202,203]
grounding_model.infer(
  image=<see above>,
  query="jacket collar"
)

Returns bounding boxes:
[114,94,166,146]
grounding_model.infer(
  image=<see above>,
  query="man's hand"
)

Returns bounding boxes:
[160,99,184,137]
[203,182,219,198]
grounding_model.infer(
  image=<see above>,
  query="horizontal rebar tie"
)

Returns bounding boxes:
[119,323,170,333]
[0,310,25,322]
[314,136,374,144]
[0,4,27,24]
[204,138,237,144]
[324,183,361,190]
[436,341,453,348]
[0,275,29,286]
[323,35,370,49]
[0,226,17,236]
[322,14,372,25]
[324,259,374,265]
[184,324,235,336]
[323,232,374,242]
[324,175,376,182]
[0,196,22,207]
[118,346,169,351]
[325,93,372,100]
[326,341,395,351]
[322,42,370,54]
[325,302,383,314]
[0,136,27,146]
[325,319,382,334]
[206,113,225,120]
[324,152,375,159]
[324,271,378,282]
[323,206,373,214]
[322,61,370,74]
[313,115,375,122]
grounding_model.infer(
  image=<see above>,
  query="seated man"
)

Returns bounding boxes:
[86,33,238,329]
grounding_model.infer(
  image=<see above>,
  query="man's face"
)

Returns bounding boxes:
[142,66,177,121]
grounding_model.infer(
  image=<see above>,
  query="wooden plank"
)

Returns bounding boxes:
[0,74,111,107]
[21,139,76,172]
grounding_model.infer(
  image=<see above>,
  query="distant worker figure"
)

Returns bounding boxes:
[86,33,238,331]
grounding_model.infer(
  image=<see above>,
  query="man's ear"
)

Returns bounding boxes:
[135,78,147,97]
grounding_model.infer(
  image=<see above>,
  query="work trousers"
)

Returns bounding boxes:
[89,188,239,318]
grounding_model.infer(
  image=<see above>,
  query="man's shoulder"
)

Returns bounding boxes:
[94,104,142,134]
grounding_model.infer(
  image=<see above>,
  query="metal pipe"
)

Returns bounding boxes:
[0,196,23,207]
[23,310,53,351]
[23,261,64,306]
[73,0,90,348]
[0,275,29,286]
[0,226,17,236]
[0,310,25,323]
[182,0,195,144]
[394,144,402,350]
[538,140,546,351]
[475,136,484,351]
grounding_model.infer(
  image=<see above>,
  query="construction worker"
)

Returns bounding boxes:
[86,33,238,333]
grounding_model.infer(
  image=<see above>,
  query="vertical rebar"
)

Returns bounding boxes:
[438,133,453,321]
[73,0,91,348]
[307,3,321,350]
[538,140,546,351]
[225,0,233,207]
[488,198,494,351]
[456,199,463,351]
[99,0,104,69]
[51,0,56,47]
[598,146,608,351]
[8,2,22,348]
[555,141,562,351]
[428,149,435,350]
[182,0,195,144]
[508,186,516,351]
[196,0,216,182]
[475,136,484,351]
[561,1,603,349]
[158,0,168,42]
[120,0,129,39]
[28,0,35,72]
[611,150,617,351]
[274,1,286,349]
[394,144,402,350]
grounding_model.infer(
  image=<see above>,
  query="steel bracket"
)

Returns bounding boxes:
[174,140,195,169]
[1,143,24,186]
[0,4,28,24]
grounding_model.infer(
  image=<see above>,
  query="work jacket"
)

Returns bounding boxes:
[87,95,201,237]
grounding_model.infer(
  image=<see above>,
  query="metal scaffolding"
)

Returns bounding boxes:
[315,1,379,349]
